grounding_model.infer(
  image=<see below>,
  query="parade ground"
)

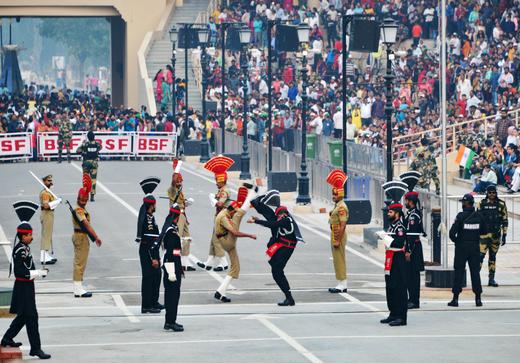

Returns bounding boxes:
[1,160,520,362]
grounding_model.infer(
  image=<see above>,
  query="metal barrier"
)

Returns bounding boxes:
[0,132,32,161]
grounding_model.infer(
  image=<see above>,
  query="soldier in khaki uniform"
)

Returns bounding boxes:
[167,159,195,271]
[71,174,102,298]
[198,156,234,271]
[214,189,257,303]
[39,175,57,265]
[326,170,349,293]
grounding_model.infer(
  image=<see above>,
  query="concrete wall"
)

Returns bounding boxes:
[0,0,174,108]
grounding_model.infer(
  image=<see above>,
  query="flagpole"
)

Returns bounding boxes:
[440,0,449,269]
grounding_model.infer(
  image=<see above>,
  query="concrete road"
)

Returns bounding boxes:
[0,160,519,362]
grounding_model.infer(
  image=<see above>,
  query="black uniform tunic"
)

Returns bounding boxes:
[162,225,183,325]
[385,219,408,322]
[139,213,161,309]
[405,207,425,306]
[3,242,41,350]
[449,207,487,294]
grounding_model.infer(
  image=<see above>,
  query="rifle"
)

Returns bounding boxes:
[66,200,96,242]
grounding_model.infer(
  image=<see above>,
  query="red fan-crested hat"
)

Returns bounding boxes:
[204,155,234,183]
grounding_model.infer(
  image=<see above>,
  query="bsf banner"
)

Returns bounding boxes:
[0,132,32,160]
[38,132,84,157]
[134,132,176,156]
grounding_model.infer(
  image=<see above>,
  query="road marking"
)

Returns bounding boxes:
[122,258,140,261]
[339,292,386,317]
[187,254,242,295]
[180,164,383,268]
[112,294,140,323]
[243,314,323,363]
[0,224,13,271]
[70,162,243,294]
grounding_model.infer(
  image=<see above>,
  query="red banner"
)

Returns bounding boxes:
[0,133,32,159]
[134,132,175,155]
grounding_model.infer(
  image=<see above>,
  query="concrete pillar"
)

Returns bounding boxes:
[110,16,125,107]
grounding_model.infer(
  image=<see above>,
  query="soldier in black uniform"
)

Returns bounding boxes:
[1,201,51,360]
[136,177,163,314]
[380,203,408,326]
[76,131,102,202]
[448,194,487,307]
[160,204,184,332]
[249,192,303,307]
[404,192,425,309]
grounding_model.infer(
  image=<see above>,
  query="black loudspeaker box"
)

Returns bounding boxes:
[345,199,372,224]
[349,19,380,53]
[268,171,297,192]
[276,25,300,52]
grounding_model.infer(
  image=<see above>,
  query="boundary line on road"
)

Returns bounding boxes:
[0,224,12,267]
[112,294,140,323]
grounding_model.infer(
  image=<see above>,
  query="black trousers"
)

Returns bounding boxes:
[139,244,161,309]
[3,314,41,350]
[406,264,421,305]
[452,243,482,295]
[269,247,294,294]
[385,254,407,321]
[164,275,181,324]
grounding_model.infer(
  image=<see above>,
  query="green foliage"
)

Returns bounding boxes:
[39,17,110,66]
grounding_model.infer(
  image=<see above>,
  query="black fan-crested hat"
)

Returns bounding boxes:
[382,181,408,203]
[139,177,161,195]
[13,200,39,234]
[399,171,421,192]
[260,190,281,208]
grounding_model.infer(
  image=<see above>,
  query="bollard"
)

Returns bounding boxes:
[431,207,441,264]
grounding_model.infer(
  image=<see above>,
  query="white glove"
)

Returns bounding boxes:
[209,193,217,207]
[29,269,48,279]
[376,231,393,249]
[164,262,177,282]
[186,197,194,206]
[48,198,62,210]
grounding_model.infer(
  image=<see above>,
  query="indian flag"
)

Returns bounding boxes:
[455,145,477,169]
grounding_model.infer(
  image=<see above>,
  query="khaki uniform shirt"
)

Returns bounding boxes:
[329,200,349,244]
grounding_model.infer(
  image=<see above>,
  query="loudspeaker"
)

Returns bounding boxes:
[276,25,300,51]
[344,199,372,224]
[178,27,200,49]
[349,19,380,53]
[183,140,201,156]
[224,153,242,171]
[268,171,297,192]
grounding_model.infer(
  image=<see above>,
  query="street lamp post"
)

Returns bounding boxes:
[266,20,274,173]
[183,25,190,139]
[341,14,350,199]
[169,26,178,116]
[239,26,252,180]
[380,18,398,182]
[198,27,211,163]
[220,23,228,154]
[296,24,311,205]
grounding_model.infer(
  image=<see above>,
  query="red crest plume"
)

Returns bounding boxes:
[326,170,348,189]
[204,155,234,183]
[236,186,248,207]
[82,173,92,194]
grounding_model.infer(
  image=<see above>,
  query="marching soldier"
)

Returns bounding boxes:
[326,170,349,293]
[1,201,51,360]
[400,171,425,309]
[249,192,304,306]
[39,175,57,265]
[136,177,163,314]
[198,155,233,271]
[380,203,408,326]
[167,160,195,271]
[214,186,257,303]
[57,112,72,163]
[71,174,102,298]
[478,185,508,287]
[160,204,184,332]
[448,194,487,307]
[76,130,102,202]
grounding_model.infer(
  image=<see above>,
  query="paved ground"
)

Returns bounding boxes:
[0,160,519,362]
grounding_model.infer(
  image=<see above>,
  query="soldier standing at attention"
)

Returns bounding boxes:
[160,204,184,332]
[1,201,51,360]
[478,185,508,287]
[71,174,102,298]
[448,194,487,307]
[136,177,163,314]
[198,155,234,271]
[76,131,102,202]
[57,112,72,163]
[39,175,58,265]
[326,170,349,293]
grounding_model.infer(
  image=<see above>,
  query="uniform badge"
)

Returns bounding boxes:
[397,230,404,236]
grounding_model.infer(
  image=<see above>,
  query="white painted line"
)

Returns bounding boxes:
[339,292,386,317]
[112,294,140,323]
[187,254,242,295]
[122,258,140,261]
[248,314,324,363]
[70,162,243,295]
[180,164,383,269]
[0,225,13,271]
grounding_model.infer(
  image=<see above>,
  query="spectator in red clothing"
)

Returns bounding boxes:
[456,95,468,118]
[412,23,422,47]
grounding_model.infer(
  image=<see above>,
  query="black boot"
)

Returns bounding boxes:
[278,291,295,306]
[1,338,22,347]
[380,316,394,324]
[29,349,51,359]
[214,291,231,303]
[153,302,165,310]
[475,294,483,307]
[90,193,95,202]
[488,276,499,287]
[448,293,459,307]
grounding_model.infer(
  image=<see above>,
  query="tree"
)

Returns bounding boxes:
[39,17,110,86]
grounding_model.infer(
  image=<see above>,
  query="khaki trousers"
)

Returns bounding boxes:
[40,210,54,251]
[331,231,347,281]
[178,213,191,257]
[220,210,245,279]
[208,215,225,258]
[72,233,90,281]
